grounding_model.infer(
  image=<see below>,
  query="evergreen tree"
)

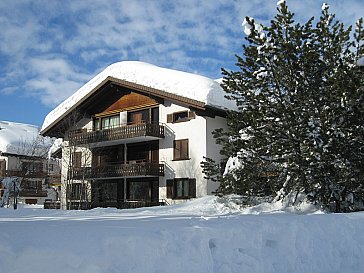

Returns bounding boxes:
[208,1,364,212]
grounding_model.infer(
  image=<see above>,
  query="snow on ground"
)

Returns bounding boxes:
[0,196,364,273]
[41,61,237,134]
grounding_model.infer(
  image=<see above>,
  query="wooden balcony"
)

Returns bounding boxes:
[19,190,48,197]
[5,170,48,178]
[69,162,164,180]
[68,123,165,145]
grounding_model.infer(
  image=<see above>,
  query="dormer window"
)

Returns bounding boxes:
[167,110,195,123]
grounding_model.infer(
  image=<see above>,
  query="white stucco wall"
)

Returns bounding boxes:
[58,101,227,206]
[205,115,228,194]
[158,100,227,201]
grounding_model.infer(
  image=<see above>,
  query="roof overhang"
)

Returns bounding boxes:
[40,77,207,137]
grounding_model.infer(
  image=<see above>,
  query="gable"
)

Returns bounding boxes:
[99,90,159,115]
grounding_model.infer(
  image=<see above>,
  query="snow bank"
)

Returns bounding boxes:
[0,121,52,156]
[41,61,237,133]
[1,197,364,273]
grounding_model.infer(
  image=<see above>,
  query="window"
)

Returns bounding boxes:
[69,183,86,200]
[94,115,120,130]
[94,118,100,130]
[166,178,196,199]
[101,115,120,129]
[176,179,189,198]
[167,110,195,123]
[173,139,189,160]
[72,152,82,169]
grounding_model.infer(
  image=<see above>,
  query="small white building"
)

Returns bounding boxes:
[0,121,61,206]
[40,61,233,209]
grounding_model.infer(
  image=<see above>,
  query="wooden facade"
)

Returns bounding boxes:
[64,89,168,209]
[100,90,159,114]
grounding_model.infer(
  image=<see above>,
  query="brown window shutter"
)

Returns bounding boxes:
[181,139,189,159]
[189,178,196,198]
[166,179,174,198]
[188,111,196,119]
[167,114,173,123]
[173,140,179,160]
[174,139,189,160]
[0,160,6,177]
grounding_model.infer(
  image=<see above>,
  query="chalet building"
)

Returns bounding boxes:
[0,121,61,206]
[40,61,234,210]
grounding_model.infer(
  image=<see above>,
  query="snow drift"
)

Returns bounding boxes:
[0,196,363,273]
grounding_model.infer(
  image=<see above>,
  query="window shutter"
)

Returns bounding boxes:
[166,179,174,198]
[189,178,196,198]
[173,141,177,160]
[188,111,196,119]
[181,139,189,159]
[167,114,173,123]
[174,139,189,160]
[0,160,6,177]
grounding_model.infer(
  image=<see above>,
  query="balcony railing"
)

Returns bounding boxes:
[68,123,165,145]
[19,190,48,197]
[4,170,48,178]
[69,162,164,180]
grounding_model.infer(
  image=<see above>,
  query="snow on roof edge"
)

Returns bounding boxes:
[0,121,53,157]
[41,61,236,134]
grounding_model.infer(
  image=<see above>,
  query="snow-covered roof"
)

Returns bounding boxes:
[41,61,236,133]
[0,121,52,157]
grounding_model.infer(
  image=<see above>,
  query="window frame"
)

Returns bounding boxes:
[166,178,196,199]
[173,139,189,161]
[93,114,120,130]
[167,110,196,123]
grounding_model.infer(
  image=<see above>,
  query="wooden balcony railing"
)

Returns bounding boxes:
[68,123,165,145]
[69,162,164,180]
[19,190,48,197]
[4,170,48,178]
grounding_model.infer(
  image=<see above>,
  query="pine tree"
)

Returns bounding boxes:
[209,2,364,212]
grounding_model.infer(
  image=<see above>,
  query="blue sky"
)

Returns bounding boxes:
[0,0,363,127]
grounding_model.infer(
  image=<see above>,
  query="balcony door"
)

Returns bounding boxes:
[127,107,159,125]
[127,141,159,163]
[92,145,124,167]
